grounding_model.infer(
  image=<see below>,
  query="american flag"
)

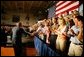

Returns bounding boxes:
[55,1,80,17]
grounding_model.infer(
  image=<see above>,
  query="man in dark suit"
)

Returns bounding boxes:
[12,22,31,56]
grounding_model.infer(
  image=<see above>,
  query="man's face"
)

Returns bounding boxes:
[74,18,78,26]
[78,21,83,28]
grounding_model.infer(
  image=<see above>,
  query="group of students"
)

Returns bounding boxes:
[30,10,83,56]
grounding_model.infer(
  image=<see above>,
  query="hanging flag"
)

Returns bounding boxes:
[55,1,79,17]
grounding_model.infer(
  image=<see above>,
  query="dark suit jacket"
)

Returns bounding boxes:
[12,27,30,46]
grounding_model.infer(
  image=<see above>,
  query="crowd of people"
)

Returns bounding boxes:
[1,10,83,56]
[30,10,83,56]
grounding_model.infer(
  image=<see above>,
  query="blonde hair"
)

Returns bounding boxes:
[59,18,66,25]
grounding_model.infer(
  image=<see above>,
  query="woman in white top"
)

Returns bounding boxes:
[55,18,67,52]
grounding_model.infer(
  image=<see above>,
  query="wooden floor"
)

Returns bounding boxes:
[25,47,37,56]
[1,47,37,56]
[1,47,15,56]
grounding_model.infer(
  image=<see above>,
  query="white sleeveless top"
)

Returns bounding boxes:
[58,26,67,35]
[57,26,67,39]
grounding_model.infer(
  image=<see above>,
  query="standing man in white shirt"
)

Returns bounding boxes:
[68,16,83,56]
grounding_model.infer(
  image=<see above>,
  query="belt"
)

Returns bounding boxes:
[73,43,83,45]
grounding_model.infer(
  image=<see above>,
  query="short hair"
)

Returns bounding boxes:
[16,22,22,27]
[75,15,83,22]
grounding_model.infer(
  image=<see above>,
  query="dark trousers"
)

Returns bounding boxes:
[14,42,23,56]
[44,35,46,42]
[50,35,57,50]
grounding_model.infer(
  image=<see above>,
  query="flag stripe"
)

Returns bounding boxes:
[56,4,79,16]
[55,1,79,16]
[56,1,79,14]
[56,1,64,6]
[56,1,76,12]
[56,1,72,10]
